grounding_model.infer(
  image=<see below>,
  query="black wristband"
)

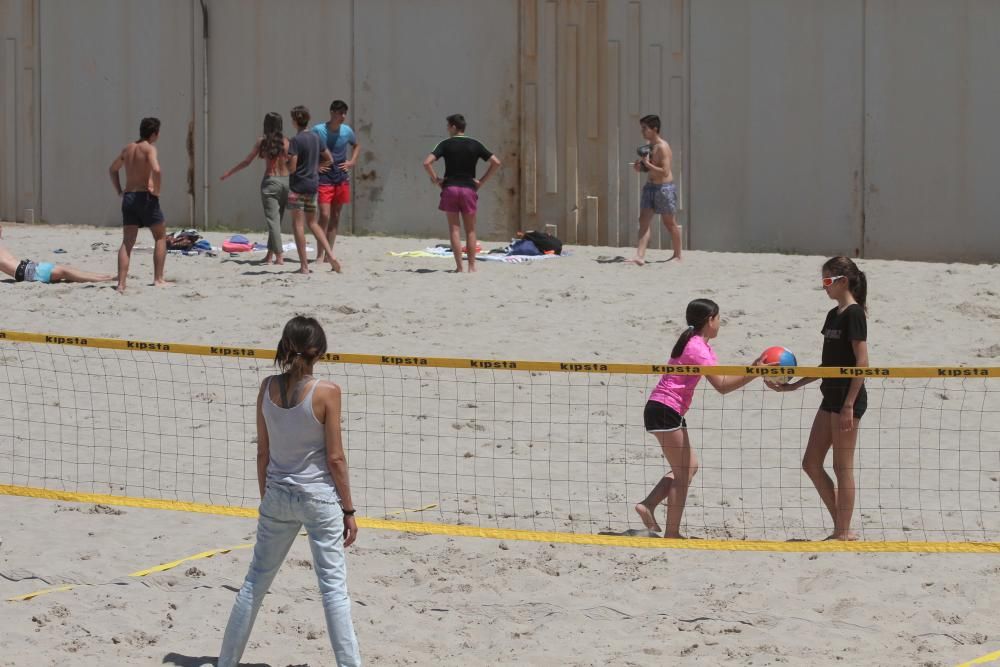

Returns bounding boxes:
[342,508,356,516]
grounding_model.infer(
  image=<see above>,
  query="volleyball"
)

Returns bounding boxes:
[760,346,797,384]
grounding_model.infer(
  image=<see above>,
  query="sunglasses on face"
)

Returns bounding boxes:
[821,275,845,287]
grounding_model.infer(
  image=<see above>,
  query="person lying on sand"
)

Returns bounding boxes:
[0,242,115,284]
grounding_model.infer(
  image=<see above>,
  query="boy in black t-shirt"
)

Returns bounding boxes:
[766,256,869,541]
[422,114,502,273]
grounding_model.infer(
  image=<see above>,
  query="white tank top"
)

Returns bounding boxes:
[262,376,338,497]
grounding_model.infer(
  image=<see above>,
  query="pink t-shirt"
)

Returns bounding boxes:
[648,335,717,415]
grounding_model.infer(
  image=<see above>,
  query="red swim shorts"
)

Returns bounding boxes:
[318,182,351,205]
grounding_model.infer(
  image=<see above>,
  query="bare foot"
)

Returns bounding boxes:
[274,254,284,265]
[264,253,274,264]
[663,532,688,539]
[634,503,662,534]
[153,279,174,288]
[669,254,682,262]
[328,258,342,273]
[624,257,646,266]
[115,284,127,294]
[296,268,312,275]
[826,531,859,541]
[468,264,477,273]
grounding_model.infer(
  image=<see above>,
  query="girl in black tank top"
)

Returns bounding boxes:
[764,257,869,542]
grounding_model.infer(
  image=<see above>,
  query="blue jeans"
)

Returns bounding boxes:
[218,482,361,666]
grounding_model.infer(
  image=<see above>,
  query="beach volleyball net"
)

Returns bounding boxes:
[1,330,998,546]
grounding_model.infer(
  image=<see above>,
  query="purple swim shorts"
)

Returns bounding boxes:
[439,186,478,215]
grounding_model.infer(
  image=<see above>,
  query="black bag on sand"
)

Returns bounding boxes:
[522,230,563,255]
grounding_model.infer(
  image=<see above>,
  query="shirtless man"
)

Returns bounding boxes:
[629,114,681,264]
[109,117,172,293]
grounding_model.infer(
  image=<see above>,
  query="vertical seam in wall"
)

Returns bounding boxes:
[190,0,196,227]
[860,0,867,258]
[516,0,522,237]
[34,0,41,221]
[350,0,356,235]
[684,0,691,248]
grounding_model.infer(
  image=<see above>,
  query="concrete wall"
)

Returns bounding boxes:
[864,0,1000,262]
[690,0,864,255]
[37,0,195,227]
[206,0,353,231]
[689,0,1000,261]
[520,0,688,249]
[352,0,519,240]
[2,0,999,261]
[0,0,39,223]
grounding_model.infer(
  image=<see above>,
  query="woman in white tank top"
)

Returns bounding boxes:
[215,316,361,666]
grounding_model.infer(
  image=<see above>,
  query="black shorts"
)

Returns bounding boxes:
[644,400,687,432]
[819,382,867,419]
[122,191,165,228]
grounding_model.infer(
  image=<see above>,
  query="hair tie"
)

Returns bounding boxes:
[686,325,695,332]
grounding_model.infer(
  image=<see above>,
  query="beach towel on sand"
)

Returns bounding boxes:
[389,246,567,263]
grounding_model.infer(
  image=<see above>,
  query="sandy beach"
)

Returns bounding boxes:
[2,222,999,665]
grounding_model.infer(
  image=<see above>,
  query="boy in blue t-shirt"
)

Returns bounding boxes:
[311,100,360,266]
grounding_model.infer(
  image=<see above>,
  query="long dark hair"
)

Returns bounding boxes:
[670,299,720,359]
[274,316,328,388]
[259,112,285,160]
[823,256,867,313]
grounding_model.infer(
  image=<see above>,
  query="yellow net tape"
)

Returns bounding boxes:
[2,329,997,378]
[3,485,1000,555]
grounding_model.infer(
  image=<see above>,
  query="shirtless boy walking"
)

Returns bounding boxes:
[629,114,681,264]
[109,117,172,293]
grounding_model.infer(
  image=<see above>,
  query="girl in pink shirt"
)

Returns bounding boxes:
[635,298,762,538]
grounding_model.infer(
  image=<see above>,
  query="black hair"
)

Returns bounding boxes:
[330,99,349,113]
[139,117,161,141]
[446,114,467,132]
[274,315,328,388]
[670,299,720,359]
[822,256,868,313]
[259,112,285,160]
[290,105,311,128]
[639,114,660,133]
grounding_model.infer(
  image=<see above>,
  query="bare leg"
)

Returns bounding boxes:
[291,209,310,274]
[661,213,682,260]
[462,211,477,273]
[49,265,115,284]
[831,412,860,540]
[802,409,837,533]
[316,202,332,264]
[635,473,673,533]
[305,208,340,272]
[315,202,342,265]
[658,429,699,538]
[446,212,463,272]
[149,223,173,287]
[117,225,139,293]
[627,209,655,265]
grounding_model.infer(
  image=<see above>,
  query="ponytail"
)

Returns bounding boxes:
[854,270,867,313]
[823,256,868,314]
[670,325,696,360]
[274,315,328,387]
[670,299,719,359]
